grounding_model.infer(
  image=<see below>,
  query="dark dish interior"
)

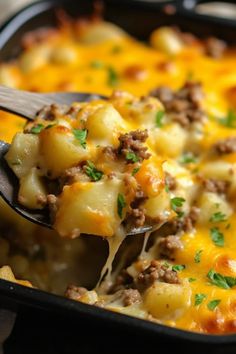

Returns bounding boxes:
[1,0,236,349]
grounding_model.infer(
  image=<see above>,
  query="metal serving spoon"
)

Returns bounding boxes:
[0,85,153,235]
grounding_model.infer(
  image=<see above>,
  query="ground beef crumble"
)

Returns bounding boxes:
[170,206,200,234]
[150,81,206,127]
[159,235,183,260]
[204,37,226,59]
[165,172,177,191]
[65,284,87,300]
[137,260,180,289]
[121,289,142,306]
[102,146,117,161]
[214,137,236,155]
[59,165,89,186]
[46,194,58,221]
[127,186,148,227]
[202,178,230,194]
[36,104,69,121]
[118,129,151,162]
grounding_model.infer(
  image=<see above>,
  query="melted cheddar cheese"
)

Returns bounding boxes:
[1,20,236,334]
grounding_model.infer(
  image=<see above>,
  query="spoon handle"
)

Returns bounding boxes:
[0,85,55,120]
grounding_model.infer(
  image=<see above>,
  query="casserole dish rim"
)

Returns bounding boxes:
[1,0,236,342]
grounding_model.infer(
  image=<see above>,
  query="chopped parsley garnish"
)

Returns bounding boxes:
[218,109,236,128]
[117,193,126,219]
[90,60,104,69]
[194,249,203,264]
[107,66,119,87]
[165,184,170,193]
[207,269,236,289]
[210,227,224,247]
[188,278,196,283]
[170,197,185,218]
[111,45,122,54]
[172,264,185,272]
[207,299,221,311]
[163,261,170,268]
[85,161,103,182]
[194,293,207,306]
[132,167,140,176]
[210,212,227,223]
[155,110,165,128]
[73,129,87,149]
[30,124,44,134]
[186,70,194,81]
[45,124,56,130]
[126,152,139,163]
[179,152,197,164]
[171,197,185,211]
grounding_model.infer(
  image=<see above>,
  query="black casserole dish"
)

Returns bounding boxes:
[1,0,236,351]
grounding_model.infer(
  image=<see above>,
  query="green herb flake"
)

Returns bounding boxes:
[90,60,104,69]
[107,67,119,87]
[207,299,221,311]
[207,269,236,289]
[170,197,185,212]
[210,212,227,223]
[188,278,196,283]
[117,193,126,219]
[85,161,103,182]
[194,249,203,264]
[218,109,236,128]
[179,152,197,164]
[165,184,170,193]
[111,45,122,54]
[126,152,139,163]
[187,70,194,81]
[45,124,56,130]
[170,197,185,219]
[195,293,207,306]
[155,110,165,128]
[30,124,44,134]
[210,227,224,247]
[172,264,185,272]
[132,167,140,176]
[73,129,87,149]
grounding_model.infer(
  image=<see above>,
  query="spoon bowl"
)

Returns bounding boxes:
[0,86,154,236]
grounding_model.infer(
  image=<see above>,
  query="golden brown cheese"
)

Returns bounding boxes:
[2,23,236,334]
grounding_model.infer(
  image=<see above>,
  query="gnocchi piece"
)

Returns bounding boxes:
[18,167,47,209]
[151,123,187,158]
[40,125,90,178]
[197,192,232,224]
[110,92,164,129]
[50,44,78,64]
[78,22,128,44]
[5,133,40,178]
[144,189,171,219]
[20,45,51,73]
[86,104,127,146]
[54,178,125,238]
[144,281,191,320]
[200,161,233,181]
[150,27,184,55]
